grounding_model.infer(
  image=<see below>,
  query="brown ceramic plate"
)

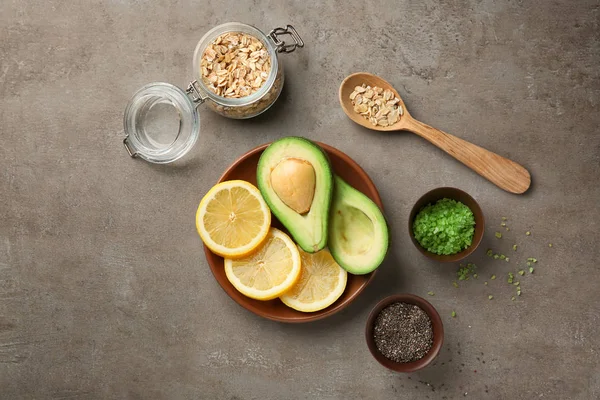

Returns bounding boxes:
[203,141,383,323]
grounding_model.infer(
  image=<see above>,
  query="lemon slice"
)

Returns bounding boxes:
[196,180,271,258]
[280,248,347,312]
[224,228,301,300]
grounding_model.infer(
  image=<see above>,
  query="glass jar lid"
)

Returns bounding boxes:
[123,82,200,164]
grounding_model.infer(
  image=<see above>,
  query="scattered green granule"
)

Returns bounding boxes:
[487,249,493,257]
[529,267,534,274]
[427,291,435,296]
[505,227,510,231]
[413,198,476,255]
[473,273,478,279]
[493,254,500,260]
[508,272,514,284]
[518,270,525,276]
[499,254,506,260]
[488,295,494,300]
[491,274,496,280]
[549,243,553,248]
[495,232,503,239]
[452,281,459,288]
[511,296,516,301]
[526,231,531,236]
[513,245,518,251]
[451,311,457,318]
[527,258,537,263]
[457,263,477,281]
[502,217,507,221]
[513,281,520,286]
[517,289,522,296]
[501,222,506,227]
[505,257,510,262]
[484,281,488,285]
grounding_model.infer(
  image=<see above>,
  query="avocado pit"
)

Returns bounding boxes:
[270,158,316,215]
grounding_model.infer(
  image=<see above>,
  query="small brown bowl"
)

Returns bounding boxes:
[365,294,444,373]
[408,187,485,263]
[203,141,383,323]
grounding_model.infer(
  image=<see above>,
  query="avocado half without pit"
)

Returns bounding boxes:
[257,136,389,275]
[328,175,389,275]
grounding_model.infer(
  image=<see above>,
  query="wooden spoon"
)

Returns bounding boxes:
[339,72,531,194]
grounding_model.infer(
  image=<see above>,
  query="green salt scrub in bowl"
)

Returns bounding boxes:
[413,198,475,255]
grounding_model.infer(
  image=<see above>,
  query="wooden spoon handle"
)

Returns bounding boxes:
[404,118,531,194]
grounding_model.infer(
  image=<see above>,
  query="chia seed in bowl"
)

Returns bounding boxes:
[365,294,443,373]
[373,302,434,363]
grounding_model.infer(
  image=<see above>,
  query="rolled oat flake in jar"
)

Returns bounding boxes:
[122,23,303,164]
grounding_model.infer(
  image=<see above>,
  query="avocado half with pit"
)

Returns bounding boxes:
[328,175,389,275]
[257,137,333,253]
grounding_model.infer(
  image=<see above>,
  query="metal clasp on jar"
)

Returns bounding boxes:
[186,81,208,105]
[269,25,304,53]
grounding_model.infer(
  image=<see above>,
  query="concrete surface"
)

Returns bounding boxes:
[1,0,599,399]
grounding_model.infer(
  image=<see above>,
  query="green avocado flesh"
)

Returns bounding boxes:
[257,137,333,253]
[328,175,389,275]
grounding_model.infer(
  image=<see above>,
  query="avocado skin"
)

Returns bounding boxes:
[257,137,333,253]
[328,175,389,275]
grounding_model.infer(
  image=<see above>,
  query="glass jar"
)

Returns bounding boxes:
[123,23,303,163]
[191,23,296,119]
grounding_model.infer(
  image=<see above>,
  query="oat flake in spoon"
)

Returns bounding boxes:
[349,84,404,127]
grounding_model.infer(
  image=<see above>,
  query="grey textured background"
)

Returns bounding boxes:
[1,1,599,399]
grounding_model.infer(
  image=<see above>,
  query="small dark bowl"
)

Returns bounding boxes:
[408,187,485,263]
[365,294,444,373]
